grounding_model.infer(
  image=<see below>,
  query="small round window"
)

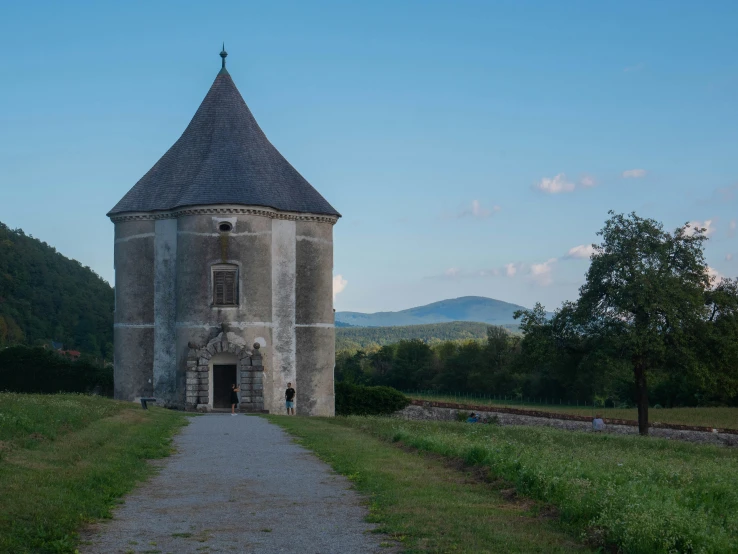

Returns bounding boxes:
[218,222,233,233]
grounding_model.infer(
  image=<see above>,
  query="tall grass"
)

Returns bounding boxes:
[0,393,187,553]
[341,417,738,553]
[0,392,122,450]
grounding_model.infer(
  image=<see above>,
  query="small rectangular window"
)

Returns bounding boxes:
[213,267,238,306]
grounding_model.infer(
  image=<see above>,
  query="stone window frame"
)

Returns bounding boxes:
[211,263,239,307]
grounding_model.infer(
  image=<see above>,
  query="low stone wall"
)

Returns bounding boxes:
[396,402,738,447]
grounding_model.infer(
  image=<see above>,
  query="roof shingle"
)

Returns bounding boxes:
[108,69,340,218]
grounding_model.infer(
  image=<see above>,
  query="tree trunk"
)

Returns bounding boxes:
[633,360,649,435]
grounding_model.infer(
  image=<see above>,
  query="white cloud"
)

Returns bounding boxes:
[449,200,501,219]
[686,219,716,237]
[580,175,596,187]
[535,173,576,194]
[566,244,596,259]
[333,274,347,299]
[436,258,559,285]
[706,266,723,282]
[622,169,647,179]
[470,199,500,218]
[726,253,733,261]
[530,258,557,286]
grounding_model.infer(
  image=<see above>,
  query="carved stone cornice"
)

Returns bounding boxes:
[109,205,339,225]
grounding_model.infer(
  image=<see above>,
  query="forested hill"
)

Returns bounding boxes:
[0,222,114,357]
[336,296,532,327]
[336,321,512,351]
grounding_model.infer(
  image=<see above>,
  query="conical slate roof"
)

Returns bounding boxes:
[108,64,340,218]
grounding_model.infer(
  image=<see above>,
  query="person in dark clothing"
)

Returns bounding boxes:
[285,382,296,415]
[230,383,240,415]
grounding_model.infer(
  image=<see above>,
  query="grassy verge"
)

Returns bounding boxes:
[408,393,738,429]
[333,416,738,553]
[0,393,188,553]
[267,415,589,553]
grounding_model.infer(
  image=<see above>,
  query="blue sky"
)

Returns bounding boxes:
[1,0,737,313]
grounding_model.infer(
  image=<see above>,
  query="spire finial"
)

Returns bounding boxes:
[220,43,228,70]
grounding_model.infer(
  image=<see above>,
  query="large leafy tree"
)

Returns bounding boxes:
[574,212,711,434]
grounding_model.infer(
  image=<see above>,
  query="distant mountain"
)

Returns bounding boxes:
[0,222,114,357]
[335,321,356,328]
[336,296,531,327]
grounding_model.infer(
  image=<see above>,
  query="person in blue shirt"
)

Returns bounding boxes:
[592,414,605,431]
[466,412,479,423]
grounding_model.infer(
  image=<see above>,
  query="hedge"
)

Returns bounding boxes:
[0,346,113,396]
[335,382,410,416]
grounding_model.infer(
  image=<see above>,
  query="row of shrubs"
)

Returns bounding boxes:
[335,382,410,415]
[0,346,113,396]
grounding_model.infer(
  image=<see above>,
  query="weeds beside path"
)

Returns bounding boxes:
[0,393,187,553]
[268,415,589,554]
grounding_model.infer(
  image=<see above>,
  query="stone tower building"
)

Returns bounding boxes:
[107,49,340,415]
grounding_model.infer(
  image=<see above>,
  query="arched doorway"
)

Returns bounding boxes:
[185,331,265,412]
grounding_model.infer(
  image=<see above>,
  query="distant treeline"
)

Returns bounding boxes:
[335,321,515,351]
[336,325,737,408]
[0,222,114,358]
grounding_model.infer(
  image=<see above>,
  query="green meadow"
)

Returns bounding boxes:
[0,393,187,553]
[272,415,738,554]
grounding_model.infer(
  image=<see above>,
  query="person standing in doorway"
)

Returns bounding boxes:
[285,382,296,415]
[231,383,240,416]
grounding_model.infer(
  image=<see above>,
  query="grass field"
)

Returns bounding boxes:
[0,393,188,553]
[408,392,738,430]
[268,415,589,553]
[319,416,738,554]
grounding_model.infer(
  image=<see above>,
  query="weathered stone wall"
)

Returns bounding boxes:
[396,404,738,447]
[153,219,178,406]
[271,219,297,414]
[113,220,155,401]
[295,221,335,416]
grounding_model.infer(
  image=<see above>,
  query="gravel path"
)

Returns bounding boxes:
[81,415,386,554]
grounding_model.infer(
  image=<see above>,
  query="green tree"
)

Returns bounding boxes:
[695,278,738,403]
[335,350,369,384]
[388,339,434,390]
[574,212,711,434]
